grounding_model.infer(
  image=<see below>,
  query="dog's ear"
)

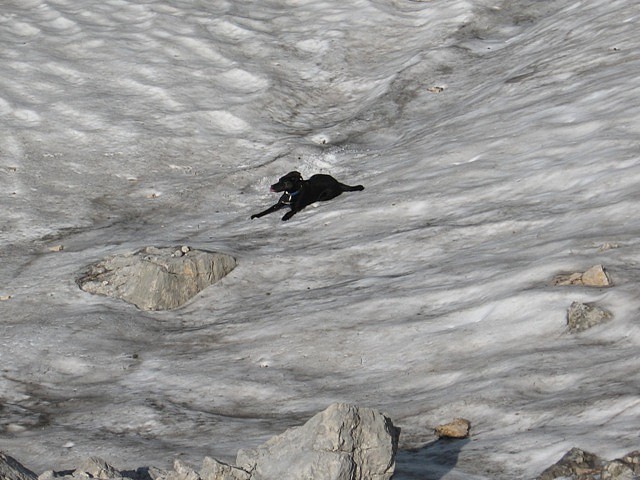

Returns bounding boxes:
[287,171,302,179]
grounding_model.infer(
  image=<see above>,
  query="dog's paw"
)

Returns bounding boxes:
[281,212,293,221]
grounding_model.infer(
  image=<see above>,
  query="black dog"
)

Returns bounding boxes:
[251,171,364,221]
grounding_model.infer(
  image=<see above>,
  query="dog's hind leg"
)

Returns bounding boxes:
[339,183,364,192]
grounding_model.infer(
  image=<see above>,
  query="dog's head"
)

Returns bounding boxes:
[271,171,303,193]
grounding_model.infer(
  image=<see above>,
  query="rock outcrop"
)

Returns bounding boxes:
[77,246,236,310]
[236,403,399,480]
[537,448,640,480]
[1,404,398,480]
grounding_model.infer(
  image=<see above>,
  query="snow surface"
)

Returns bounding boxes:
[1,0,640,478]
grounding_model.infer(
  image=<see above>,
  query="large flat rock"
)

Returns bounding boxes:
[77,247,236,310]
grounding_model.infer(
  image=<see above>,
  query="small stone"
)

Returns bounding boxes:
[0,295,12,301]
[47,245,64,252]
[427,86,445,93]
[434,418,471,439]
[173,250,184,258]
[6,424,27,433]
[598,242,619,251]
[567,301,613,333]
[552,264,612,287]
[181,246,190,254]
[62,441,75,449]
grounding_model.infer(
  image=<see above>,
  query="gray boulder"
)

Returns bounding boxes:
[236,403,399,480]
[77,247,236,310]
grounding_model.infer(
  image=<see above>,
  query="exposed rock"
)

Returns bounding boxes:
[434,418,471,439]
[537,448,602,479]
[236,403,399,480]
[602,460,634,480]
[621,451,640,470]
[74,457,121,479]
[77,247,236,310]
[3,404,397,480]
[200,458,250,480]
[165,460,201,480]
[552,264,612,287]
[567,301,613,332]
[0,452,37,480]
[538,448,640,480]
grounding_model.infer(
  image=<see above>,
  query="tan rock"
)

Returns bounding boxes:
[581,265,612,287]
[552,265,612,287]
[434,418,471,439]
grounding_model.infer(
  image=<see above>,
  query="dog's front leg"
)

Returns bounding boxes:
[281,209,296,221]
[251,202,286,219]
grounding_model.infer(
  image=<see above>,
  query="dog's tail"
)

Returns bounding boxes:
[340,183,364,192]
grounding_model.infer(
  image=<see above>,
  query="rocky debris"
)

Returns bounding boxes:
[149,458,249,480]
[73,457,123,479]
[597,242,619,251]
[537,448,640,480]
[199,458,250,480]
[566,301,613,333]
[552,264,612,287]
[0,452,37,480]
[433,418,471,439]
[2,404,398,480]
[77,247,236,310]
[236,403,399,480]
